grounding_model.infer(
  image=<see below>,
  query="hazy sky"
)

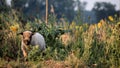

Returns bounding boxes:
[81,0,120,10]
[6,0,11,6]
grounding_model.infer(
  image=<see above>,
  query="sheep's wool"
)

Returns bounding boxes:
[31,33,46,51]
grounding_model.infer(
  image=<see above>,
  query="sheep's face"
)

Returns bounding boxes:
[21,31,33,45]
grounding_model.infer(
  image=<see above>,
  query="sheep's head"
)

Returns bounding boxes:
[20,31,33,45]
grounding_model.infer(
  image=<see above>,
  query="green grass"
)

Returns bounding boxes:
[0,11,120,68]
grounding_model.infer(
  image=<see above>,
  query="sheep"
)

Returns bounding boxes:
[20,31,46,58]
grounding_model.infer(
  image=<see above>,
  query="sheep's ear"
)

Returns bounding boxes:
[31,32,35,35]
[30,30,35,35]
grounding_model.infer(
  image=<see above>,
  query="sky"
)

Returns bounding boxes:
[6,0,11,6]
[6,0,120,11]
[81,0,120,11]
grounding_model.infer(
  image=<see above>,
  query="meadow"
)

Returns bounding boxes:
[0,11,120,68]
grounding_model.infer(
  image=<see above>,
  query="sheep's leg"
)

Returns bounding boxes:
[21,46,28,61]
[22,49,27,58]
[21,42,28,58]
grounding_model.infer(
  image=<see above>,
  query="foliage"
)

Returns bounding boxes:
[92,2,118,22]
[0,11,120,68]
[10,0,77,21]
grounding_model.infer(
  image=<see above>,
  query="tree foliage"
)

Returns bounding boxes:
[92,2,118,21]
[0,0,10,12]
[10,0,76,21]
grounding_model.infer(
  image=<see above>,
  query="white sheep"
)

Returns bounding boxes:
[20,31,46,58]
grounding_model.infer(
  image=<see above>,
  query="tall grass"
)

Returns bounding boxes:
[0,10,120,68]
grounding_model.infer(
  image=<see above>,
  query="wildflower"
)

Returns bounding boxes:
[117,22,120,28]
[108,16,114,21]
[75,26,79,29]
[35,45,39,49]
[10,25,18,32]
[98,22,102,28]
[15,24,19,28]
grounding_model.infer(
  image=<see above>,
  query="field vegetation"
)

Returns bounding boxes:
[0,10,120,68]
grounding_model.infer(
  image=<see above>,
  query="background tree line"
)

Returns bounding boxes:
[0,0,119,23]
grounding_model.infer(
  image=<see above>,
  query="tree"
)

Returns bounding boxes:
[73,0,87,24]
[48,0,76,22]
[11,0,76,22]
[0,0,10,12]
[92,2,117,22]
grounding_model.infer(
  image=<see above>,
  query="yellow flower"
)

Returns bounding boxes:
[117,22,120,28]
[14,24,19,28]
[108,16,114,21]
[75,26,79,29]
[98,22,102,28]
[10,26,18,32]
